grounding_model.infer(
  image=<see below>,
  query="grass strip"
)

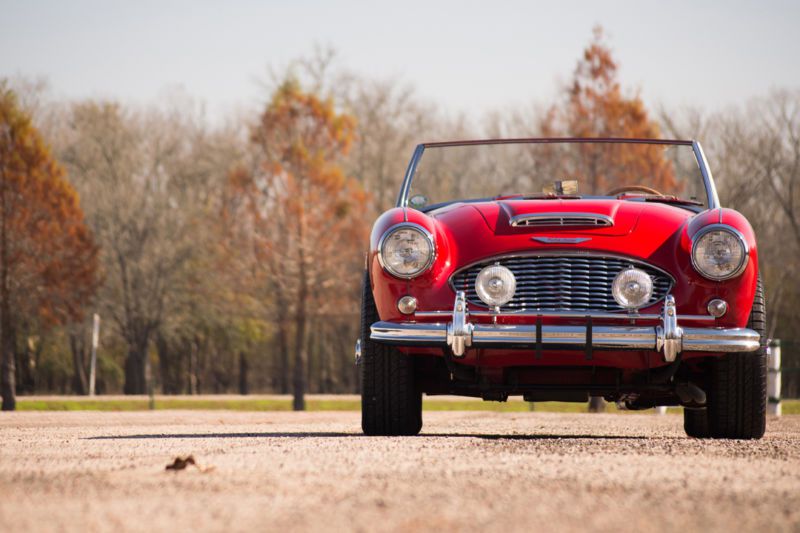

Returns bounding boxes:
[15,397,798,414]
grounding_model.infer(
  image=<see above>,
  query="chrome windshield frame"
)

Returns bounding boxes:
[396,138,719,211]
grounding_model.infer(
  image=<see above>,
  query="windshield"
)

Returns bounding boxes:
[402,139,711,210]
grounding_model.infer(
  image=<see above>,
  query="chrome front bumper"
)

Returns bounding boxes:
[370,292,760,362]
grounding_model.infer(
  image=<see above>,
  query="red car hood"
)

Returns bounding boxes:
[430,199,695,264]
[469,199,643,236]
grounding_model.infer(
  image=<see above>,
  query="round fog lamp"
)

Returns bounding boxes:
[707,298,728,318]
[475,265,516,308]
[612,267,654,310]
[397,295,417,315]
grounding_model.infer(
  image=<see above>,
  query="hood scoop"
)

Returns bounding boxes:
[509,212,614,228]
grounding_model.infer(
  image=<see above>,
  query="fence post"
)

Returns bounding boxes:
[767,339,781,416]
[88,313,100,396]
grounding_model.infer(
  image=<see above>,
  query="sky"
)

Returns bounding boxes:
[1,0,799,122]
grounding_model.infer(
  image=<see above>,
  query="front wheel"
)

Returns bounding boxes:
[685,277,767,439]
[683,407,709,438]
[360,272,422,436]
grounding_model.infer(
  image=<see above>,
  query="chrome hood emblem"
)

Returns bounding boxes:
[532,236,592,244]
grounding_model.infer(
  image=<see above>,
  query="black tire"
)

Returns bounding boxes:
[704,276,767,439]
[360,272,422,436]
[683,408,709,438]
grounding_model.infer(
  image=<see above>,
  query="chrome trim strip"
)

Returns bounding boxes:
[397,144,425,209]
[413,310,717,321]
[690,224,750,281]
[370,291,759,360]
[681,327,761,352]
[692,140,719,210]
[509,212,614,227]
[423,138,694,148]
[370,321,759,353]
[370,322,447,342]
[471,324,656,349]
[376,222,437,280]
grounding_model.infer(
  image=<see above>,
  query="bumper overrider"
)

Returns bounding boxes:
[370,292,760,362]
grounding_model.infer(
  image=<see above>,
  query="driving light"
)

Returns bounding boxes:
[397,295,417,315]
[612,267,654,309]
[707,298,728,318]
[475,265,516,308]
[378,224,435,279]
[691,225,748,281]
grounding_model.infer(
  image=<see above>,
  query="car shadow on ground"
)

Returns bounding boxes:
[86,432,648,440]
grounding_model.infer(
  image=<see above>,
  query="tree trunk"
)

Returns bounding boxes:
[292,313,307,411]
[189,336,199,395]
[1,321,16,411]
[16,336,36,394]
[277,317,290,394]
[0,171,14,411]
[292,200,308,411]
[239,351,249,395]
[306,320,316,394]
[70,333,88,395]
[157,335,185,395]
[123,336,148,395]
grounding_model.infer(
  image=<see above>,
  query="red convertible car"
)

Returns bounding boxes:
[358,138,765,439]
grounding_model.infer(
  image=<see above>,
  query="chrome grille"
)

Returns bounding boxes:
[451,255,672,312]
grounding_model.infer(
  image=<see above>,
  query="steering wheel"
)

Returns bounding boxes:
[605,185,663,197]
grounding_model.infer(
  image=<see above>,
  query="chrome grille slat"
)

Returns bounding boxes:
[451,255,673,313]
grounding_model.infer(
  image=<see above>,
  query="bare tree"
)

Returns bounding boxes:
[229,78,367,409]
[57,101,222,394]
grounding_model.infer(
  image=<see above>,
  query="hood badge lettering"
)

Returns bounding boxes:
[532,236,592,244]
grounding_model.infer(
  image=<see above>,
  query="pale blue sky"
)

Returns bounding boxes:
[1,0,798,120]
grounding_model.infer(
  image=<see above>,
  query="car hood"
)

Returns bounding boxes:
[468,199,644,236]
[429,199,695,263]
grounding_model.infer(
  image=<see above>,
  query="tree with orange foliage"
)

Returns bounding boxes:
[0,84,97,410]
[541,27,677,195]
[229,79,367,410]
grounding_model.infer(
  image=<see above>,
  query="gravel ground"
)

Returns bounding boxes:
[0,410,798,533]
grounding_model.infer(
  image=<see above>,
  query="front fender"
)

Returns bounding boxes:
[679,208,758,327]
[368,208,455,321]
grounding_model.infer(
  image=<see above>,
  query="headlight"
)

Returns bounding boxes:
[378,224,435,279]
[691,225,748,281]
[612,267,653,309]
[475,265,516,308]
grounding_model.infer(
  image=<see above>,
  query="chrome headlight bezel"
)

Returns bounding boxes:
[377,223,436,279]
[691,224,749,281]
